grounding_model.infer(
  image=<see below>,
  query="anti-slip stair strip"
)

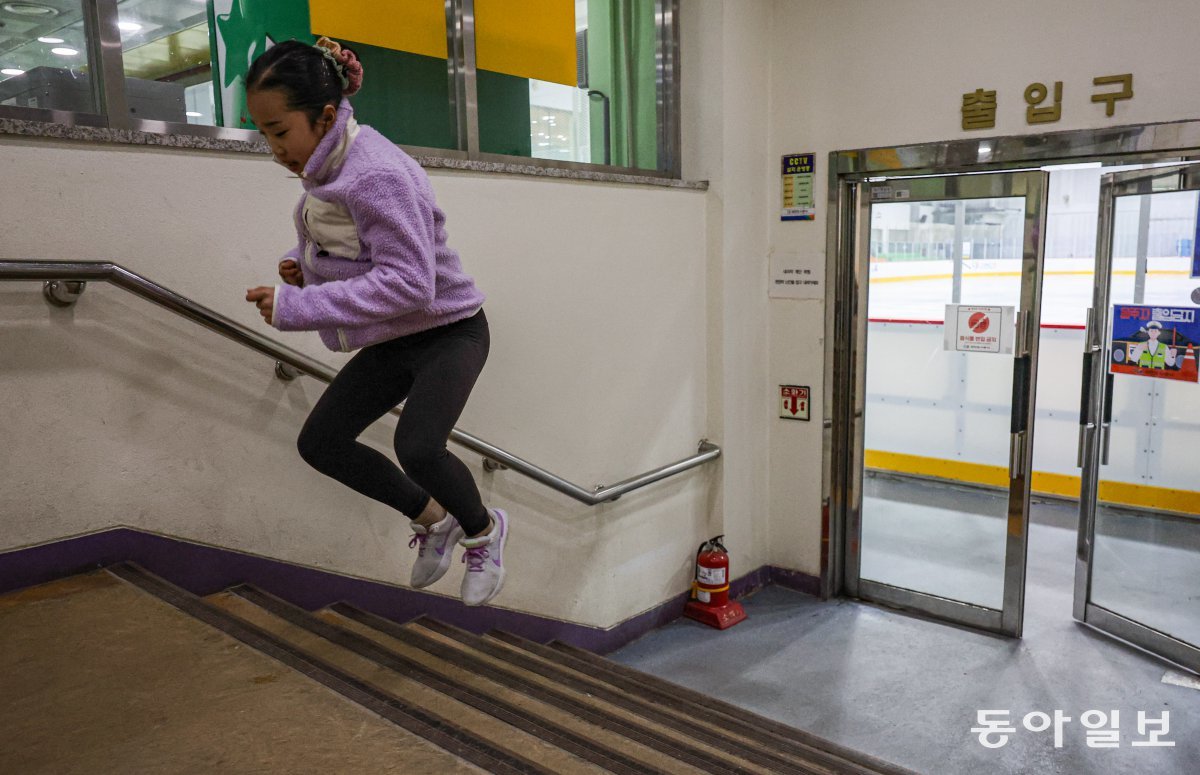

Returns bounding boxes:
[331,603,766,775]
[544,640,921,775]
[227,586,658,775]
[497,632,916,775]
[411,616,830,775]
[105,564,551,775]
[412,614,829,775]
[212,592,605,775]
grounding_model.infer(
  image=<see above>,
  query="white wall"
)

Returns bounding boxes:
[0,1,790,627]
[767,0,1200,577]
[12,0,1186,622]
[681,0,775,582]
[0,135,711,629]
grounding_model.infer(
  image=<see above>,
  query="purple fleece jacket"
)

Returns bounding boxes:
[272,99,485,351]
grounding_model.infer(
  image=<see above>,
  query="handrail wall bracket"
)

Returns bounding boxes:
[274,361,302,381]
[43,280,87,308]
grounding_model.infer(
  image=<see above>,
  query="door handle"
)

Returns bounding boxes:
[1100,371,1115,465]
[1010,353,1032,479]
[1010,431,1025,480]
[1014,309,1031,357]
[1077,351,1095,468]
[1011,355,1031,435]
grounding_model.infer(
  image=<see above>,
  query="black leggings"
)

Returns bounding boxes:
[296,310,491,537]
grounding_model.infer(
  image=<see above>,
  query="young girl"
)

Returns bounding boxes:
[243,37,507,607]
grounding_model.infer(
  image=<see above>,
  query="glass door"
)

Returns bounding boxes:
[847,171,1048,637]
[1075,164,1200,672]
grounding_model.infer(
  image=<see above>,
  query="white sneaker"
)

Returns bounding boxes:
[459,509,508,607]
[408,513,465,589]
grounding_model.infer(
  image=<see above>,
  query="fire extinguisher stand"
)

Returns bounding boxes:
[684,535,747,630]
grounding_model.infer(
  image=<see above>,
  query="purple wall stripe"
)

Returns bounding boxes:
[0,528,820,654]
[0,528,141,592]
[770,566,823,596]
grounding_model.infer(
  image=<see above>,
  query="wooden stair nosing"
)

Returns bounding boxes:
[332,603,768,775]
[491,631,910,775]
[545,640,922,775]
[227,585,659,775]
[105,564,551,775]
[407,614,827,775]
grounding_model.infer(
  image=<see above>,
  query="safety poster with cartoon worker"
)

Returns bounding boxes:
[1110,305,1200,383]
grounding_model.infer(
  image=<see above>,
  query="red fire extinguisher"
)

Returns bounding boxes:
[683,535,747,630]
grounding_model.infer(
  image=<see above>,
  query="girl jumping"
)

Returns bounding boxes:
[243,37,507,606]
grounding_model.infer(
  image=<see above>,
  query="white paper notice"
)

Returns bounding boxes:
[944,304,1015,354]
[770,251,824,299]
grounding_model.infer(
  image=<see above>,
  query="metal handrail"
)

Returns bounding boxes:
[1,260,720,504]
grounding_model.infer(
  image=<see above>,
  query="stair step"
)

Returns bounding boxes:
[108,563,546,775]
[503,632,918,775]
[210,586,610,775]
[0,569,483,774]
[4,565,917,775]
[322,606,696,775]
[335,605,783,775]
[0,569,120,611]
[411,615,838,775]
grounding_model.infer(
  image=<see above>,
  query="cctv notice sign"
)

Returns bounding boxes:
[944,305,1015,354]
[781,153,816,221]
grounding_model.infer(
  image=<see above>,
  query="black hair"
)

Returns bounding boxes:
[245,40,342,125]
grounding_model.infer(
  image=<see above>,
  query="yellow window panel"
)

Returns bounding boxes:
[475,0,576,86]
[309,0,447,59]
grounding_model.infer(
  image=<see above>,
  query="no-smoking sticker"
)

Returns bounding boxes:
[967,311,991,334]
[944,304,1015,354]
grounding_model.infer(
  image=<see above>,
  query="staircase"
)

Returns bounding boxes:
[0,565,919,775]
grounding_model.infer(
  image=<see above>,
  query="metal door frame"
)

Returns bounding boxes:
[1073,163,1200,673]
[825,119,1200,630]
[843,171,1047,636]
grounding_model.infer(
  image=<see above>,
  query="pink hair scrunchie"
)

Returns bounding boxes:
[314,36,364,97]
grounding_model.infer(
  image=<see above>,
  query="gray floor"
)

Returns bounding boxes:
[858,476,1200,644]
[612,481,1200,775]
[861,487,1007,609]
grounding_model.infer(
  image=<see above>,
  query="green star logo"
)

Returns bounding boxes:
[213,0,313,128]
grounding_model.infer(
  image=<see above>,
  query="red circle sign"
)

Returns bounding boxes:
[968,312,991,334]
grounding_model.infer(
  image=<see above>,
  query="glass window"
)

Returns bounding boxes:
[112,0,460,148]
[308,0,458,149]
[0,0,96,114]
[578,0,660,170]
[1039,165,1196,327]
[113,0,216,125]
[1,0,679,175]
[341,38,457,150]
[1112,189,1198,308]
[862,193,1029,610]
[868,197,1025,321]
[477,0,663,170]
[529,78,591,164]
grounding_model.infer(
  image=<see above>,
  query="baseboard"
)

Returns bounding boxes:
[768,566,824,596]
[0,528,821,654]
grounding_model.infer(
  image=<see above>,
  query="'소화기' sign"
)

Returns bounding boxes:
[779,385,810,421]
